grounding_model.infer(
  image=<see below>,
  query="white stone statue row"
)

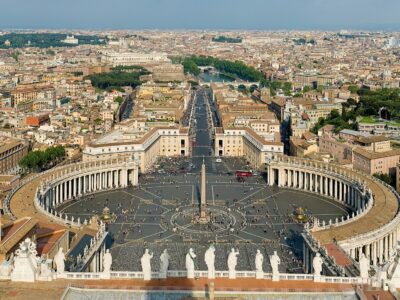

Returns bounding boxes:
[139,246,287,281]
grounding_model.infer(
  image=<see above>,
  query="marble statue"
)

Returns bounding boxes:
[11,238,40,282]
[313,252,323,276]
[204,245,216,279]
[255,249,264,279]
[270,251,281,281]
[103,249,112,273]
[141,249,153,281]
[186,248,196,279]
[160,249,170,279]
[359,253,370,279]
[54,248,66,274]
[227,248,239,279]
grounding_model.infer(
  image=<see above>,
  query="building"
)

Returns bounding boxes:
[352,147,400,176]
[11,84,55,109]
[289,136,319,158]
[151,64,185,82]
[215,127,283,170]
[319,134,353,163]
[0,137,28,174]
[101,51,170,67]
[25,114,50,127]
[61,35,79,45]
[82,126,190,173]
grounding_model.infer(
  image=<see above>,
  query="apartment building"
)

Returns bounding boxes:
[353,148,400,176]
[0,137,28,174]
[11,84,55,109]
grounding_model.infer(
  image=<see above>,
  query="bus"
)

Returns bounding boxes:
[235,170,253,177]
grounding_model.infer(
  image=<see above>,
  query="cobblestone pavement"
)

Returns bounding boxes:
[59,170,350,273]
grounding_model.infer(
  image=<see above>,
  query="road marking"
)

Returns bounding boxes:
[192,185,194,205]
[212,185,215,205]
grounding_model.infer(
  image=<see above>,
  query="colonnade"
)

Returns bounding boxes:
[267,166,364,210]
[38,159,139,212]
[266,155,400,273]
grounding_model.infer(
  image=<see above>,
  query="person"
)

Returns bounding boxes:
[54,248,66,274]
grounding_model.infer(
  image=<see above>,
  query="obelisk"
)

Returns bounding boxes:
[199,158,209,223]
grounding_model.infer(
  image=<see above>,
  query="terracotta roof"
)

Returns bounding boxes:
[324,243,352,267]
[0,217,37,254]
[353,147,400,160]
[356,135,389,144]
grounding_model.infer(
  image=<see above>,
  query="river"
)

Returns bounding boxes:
[199,71,234,83]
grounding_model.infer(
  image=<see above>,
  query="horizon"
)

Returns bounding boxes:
[1,0,400,31]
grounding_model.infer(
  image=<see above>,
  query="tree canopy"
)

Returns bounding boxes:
[0,33,106,49]
[19,146,65,171]
[181,55,264,82]
[85,68,150,90]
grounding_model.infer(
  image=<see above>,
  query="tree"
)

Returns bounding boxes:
[282,82,292,96]
[114,96,123,105]
[348,85,360,94]
[373,173,395,186]
[19,146,65,171]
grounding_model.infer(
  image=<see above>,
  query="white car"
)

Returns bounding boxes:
[216,158,222,163]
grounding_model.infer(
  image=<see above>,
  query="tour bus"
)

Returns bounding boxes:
[235,170,253,177]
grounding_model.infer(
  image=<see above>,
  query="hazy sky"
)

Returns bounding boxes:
[1,0,400,30]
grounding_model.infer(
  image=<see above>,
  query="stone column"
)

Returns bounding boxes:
[83,175,87,193]
[55,185,59,205]
[114,170,119,188]
[299,172,303,190]
[306,172,309,190]
[89,174,92,192]
[372,241,377,265]
[78,176,82,196]
[366,244,370,261]
[379,238,384,263]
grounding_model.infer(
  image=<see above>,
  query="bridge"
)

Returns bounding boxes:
[199,79,260,89]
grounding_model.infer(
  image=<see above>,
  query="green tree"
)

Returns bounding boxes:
[348,85,360,94]
[114,96,123,105]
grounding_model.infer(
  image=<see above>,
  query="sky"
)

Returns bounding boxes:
[1,0,400,31]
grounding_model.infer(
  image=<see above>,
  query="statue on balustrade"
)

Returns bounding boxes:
[313,252,323,276]
[255,249,264,279]
[204,245,216,279]
[270,251,281,281]
[54,248,66,274]
[103,249,112,273]
[141,249,153,281]
[186,248,196,279]
[160,249,170,279]
[227,248,239,279]
[359,253,370,279]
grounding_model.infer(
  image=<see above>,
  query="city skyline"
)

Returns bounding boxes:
[1,0,400,30]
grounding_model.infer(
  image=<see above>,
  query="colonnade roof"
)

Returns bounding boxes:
[312,173,398,245]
